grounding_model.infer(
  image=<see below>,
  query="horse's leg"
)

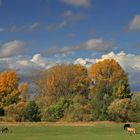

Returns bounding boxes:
[129,132,132,136]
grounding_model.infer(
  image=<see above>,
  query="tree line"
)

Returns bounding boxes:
[0,59,140,122]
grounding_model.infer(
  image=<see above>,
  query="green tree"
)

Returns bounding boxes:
[130,92,140,122]
[23,101,41,122]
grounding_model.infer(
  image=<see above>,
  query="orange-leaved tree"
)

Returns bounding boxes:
[35,64,90,121]
[89,59,130,120]
[0,70,28,121]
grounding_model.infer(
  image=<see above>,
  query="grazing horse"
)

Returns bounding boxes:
[0,127,9,133]
[123,124,130,130]
[127,127,136,135]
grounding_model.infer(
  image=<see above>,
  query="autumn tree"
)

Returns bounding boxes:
[35,64,90,121]
[18,83,29,102]
[0,70,29,121]
[35,64,89,103]
[89,59,130,120]
[0,70,20,116]
[0,70,19,93]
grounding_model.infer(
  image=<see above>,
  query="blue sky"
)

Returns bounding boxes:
[0,0,140,91]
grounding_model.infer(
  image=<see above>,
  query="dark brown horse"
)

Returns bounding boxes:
[124,124,130,130]
[0,127,9,133]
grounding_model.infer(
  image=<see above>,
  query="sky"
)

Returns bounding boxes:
[0,0,140,91]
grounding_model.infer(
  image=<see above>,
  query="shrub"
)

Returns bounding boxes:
[23,101,41,122]
[42,98,69,121]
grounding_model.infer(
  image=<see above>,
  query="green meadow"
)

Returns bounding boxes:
[0,123,139,140]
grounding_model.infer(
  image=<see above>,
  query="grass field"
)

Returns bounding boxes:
[0,123,139,140]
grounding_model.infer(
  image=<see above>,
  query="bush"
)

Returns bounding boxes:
[4,102,26,122]
[107,98,133,122]
[23,101,41,122]
[42,98,69,121]
[63,95,92,122]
